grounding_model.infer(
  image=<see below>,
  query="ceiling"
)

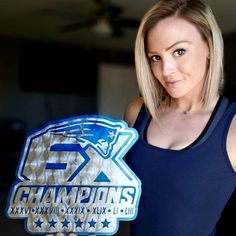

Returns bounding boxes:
[0,0,236,51]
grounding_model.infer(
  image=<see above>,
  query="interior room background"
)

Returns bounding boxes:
[0,0,236,235]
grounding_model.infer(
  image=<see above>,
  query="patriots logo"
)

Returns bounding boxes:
[6,115,141,235]
[51,122,118,159]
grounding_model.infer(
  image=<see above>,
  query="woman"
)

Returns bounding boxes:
[125,0,236,235]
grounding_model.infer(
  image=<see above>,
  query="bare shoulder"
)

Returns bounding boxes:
[226,115,236,172]
[123,97,144,127]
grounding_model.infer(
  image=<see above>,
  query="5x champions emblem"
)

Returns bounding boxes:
[6,115,141,235]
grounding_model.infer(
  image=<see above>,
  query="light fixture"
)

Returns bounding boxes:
[92,17,113,36]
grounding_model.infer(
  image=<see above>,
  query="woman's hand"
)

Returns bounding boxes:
[46,234,77,236]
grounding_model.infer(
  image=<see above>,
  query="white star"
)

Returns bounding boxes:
[108,131,115,139]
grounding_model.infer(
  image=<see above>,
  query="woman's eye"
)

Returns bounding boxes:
[150,55,161,62]
[173,49,186,57]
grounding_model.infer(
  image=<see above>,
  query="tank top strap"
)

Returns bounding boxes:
[133,104,150,140]
[133,97,236,150]
[188,96,232,149]
[221,98,236,139]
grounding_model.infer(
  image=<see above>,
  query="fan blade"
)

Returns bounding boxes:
[40,8,85,21]
[94,0,111,7]
[119,18,140,28]
[60,19,95,32]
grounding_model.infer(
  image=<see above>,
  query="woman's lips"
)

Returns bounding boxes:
[165,79,183,87]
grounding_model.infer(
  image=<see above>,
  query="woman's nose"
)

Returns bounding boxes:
[162,60,175,77]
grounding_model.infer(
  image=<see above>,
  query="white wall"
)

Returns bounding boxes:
[97,63,139,120]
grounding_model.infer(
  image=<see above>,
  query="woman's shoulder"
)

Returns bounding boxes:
[123,97,144,127]
[225,97,236,172]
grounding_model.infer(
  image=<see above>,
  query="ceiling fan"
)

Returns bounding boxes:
[43,0,140,37]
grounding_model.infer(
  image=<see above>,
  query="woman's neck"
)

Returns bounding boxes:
[164,95,219,115]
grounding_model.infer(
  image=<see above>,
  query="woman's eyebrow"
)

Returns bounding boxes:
[166,40,192,51]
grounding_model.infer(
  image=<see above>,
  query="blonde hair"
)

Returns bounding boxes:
[135,0,224,121]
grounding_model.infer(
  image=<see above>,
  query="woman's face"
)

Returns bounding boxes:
[146,16,210,99]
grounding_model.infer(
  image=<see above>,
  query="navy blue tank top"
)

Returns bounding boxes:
[126,97,236,236]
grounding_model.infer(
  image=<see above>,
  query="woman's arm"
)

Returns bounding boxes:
[46,233,76,236]
[226,115,236,172]
[123,97,143,127]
